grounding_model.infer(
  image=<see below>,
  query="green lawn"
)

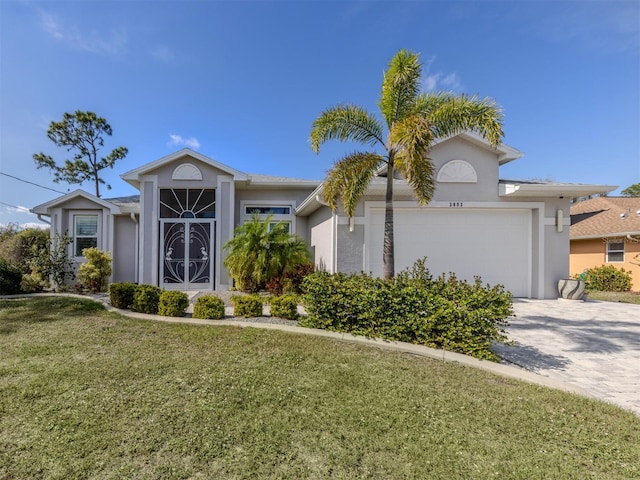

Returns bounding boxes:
[1,297,639,479]
[587,290,640,305]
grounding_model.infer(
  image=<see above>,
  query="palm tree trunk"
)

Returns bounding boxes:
[383,160,395,278]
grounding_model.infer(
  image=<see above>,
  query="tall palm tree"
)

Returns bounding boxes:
[310,49,504,278]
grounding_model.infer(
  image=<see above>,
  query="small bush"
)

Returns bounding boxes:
[20,272,47,293]
[193,295,226,319]
[270,295,299,320]
[158,290,190,317]
[0,257,22,294]
[78,247,112,292]
[133,284,162,314]
[266,263,315,295]
[232,295,263,318]
[582,265,632,292]
[109,282,137,309]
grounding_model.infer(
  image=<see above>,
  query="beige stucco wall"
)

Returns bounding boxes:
[113,215,137,283]
[570,238,640,291]
[309,207,334,272]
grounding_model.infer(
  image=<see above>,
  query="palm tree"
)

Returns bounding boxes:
[223,215,311,292]
[310,49,504,278]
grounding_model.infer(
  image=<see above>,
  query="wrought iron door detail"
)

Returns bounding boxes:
[162,220,213,287]
[188,223,210,284]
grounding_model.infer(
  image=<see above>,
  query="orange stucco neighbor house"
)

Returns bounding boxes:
[570,197,640,291]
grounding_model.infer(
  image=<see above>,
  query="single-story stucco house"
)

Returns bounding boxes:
[31,132,614,298]
[570,196,640,291]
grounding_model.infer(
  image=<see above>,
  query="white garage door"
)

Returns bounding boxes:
[366,208,531,297]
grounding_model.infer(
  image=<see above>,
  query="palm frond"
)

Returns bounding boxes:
[378,50,422,128]
[322,152,384,217]
[391,115,436,205]
[310,105,385,153]
[414,93,504,147]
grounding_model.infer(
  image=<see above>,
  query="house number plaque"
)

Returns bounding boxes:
[449,202,464,207]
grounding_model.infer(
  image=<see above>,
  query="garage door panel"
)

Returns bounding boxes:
[367,208,530,297]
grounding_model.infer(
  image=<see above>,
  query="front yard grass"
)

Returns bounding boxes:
[1,297,639,479]
[587,290,640,305]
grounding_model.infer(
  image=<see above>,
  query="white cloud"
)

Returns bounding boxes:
[422,56,463,93]
[152,45,175,63]
[38,9,127,56]
[168,134,201,150]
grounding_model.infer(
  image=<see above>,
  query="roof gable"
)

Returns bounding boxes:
[120,149,249,189]
[432,131,523,164]
[570,197,640,239]
[31,189,121,215]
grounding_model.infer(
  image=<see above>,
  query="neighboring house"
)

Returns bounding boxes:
[32,132,614,298]
[570,197,640,291]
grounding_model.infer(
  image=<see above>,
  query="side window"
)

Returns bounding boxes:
[606,241,624,263]
[75,215,98,257]
[242,203,294,233]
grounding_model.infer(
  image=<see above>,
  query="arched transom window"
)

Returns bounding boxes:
[160,188,215,218]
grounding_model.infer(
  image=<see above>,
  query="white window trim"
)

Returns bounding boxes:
[71,212,102,259]
[240,200,296,234]
[606,240,625,263]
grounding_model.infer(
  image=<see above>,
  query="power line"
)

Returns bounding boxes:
[0,171,67,194]
[0,200,30,212]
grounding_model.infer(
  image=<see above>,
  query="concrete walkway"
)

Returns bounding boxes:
[492,299,640,415]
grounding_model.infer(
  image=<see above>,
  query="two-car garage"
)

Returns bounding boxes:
[366,206,532,297]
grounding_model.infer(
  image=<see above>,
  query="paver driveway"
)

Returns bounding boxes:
[492,299,640,415]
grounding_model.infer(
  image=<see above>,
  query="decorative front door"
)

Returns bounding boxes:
[161,220,214,289]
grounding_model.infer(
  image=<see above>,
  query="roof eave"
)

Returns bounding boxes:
[571,231,640,240]
[31,189,121,215]
[499,183,618,198]
[120,148,249,188]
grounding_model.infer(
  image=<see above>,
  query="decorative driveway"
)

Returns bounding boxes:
[492,299,640,415]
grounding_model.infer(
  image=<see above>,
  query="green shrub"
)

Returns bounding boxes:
[78,247,112,292]
[0,225,50,274]
[20,272,47,293]
[0,257,22,294]
[300,259,513,361]
[158,290,190,317]
[133,284,162,314]
[270,294,299,320]
[224,216,311,292]
[232,294,263,317]
[266,263,315,295]
[582,265,632,292]
[31,233,74,290]
[193,295,226,319]
[109,282,137,309]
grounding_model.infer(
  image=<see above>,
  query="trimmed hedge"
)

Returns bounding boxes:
[300,260,513,361]
[158,290,189,317]
[193,295,226,319]
[582,265,632,292]
[0,257,22,294]
[270,295,299,320]
[133,285,162,314]
[232,295,263,318]
[109,282,137,309]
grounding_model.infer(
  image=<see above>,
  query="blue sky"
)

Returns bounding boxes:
[1,0,638,228]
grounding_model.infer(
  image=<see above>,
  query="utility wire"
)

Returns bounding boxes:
[0,171,67,194]
[0,200,29,211]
